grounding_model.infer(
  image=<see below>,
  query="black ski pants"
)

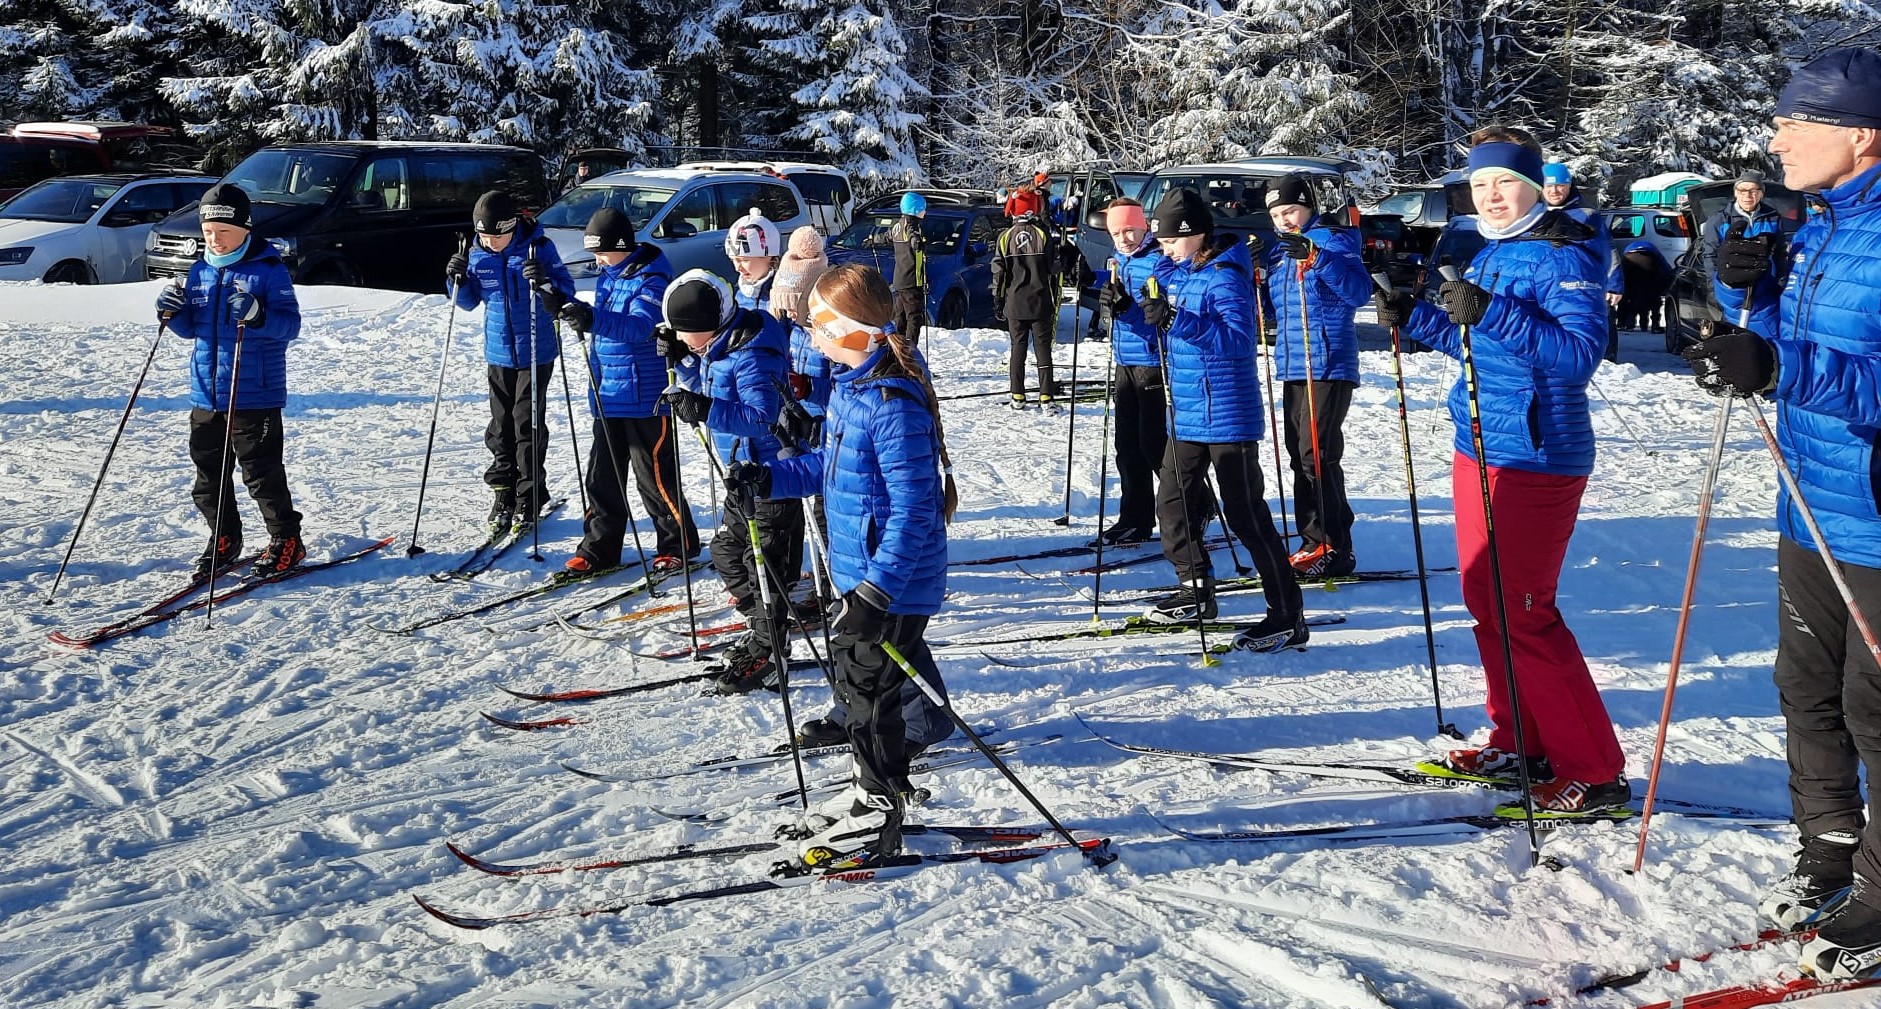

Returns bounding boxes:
[1283,379,1356,556]
[1007,317,1057,398]
[894,287,927,345]
[1155,438,1300,618]
[834,614,946,797]
[484,363,554,513]
[712,492,804,653]
[188,407,300,542]
[1773,535,1881,883]
[581,414,699,565]
[1112,364,1166,531]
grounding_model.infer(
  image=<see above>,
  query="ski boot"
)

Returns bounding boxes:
[1414,746,1551,785]
[194,532,243,581]
[1144,584,1216,624]
[1801,875,1881,979]
[1491,775,1632,818]
[250,535,305,578]
[1764,829,1859,930]
[1232,611,1308,652]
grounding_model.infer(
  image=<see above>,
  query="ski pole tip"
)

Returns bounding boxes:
[405,545,426,558]
[1199,654,1221,668]
[1051,517,1069,527]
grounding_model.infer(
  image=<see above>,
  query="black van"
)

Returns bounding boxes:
[145,141,546,291]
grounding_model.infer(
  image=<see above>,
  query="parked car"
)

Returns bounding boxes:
[825,194,1006,330]
[1358,211,1417,287]
[145,141,547,290]
[1662,178,1808,353]
[0,171,216,283]
[0,122,201,202]
[539,167,810,282]
[1597,206,1690,271]
[0,133,110,202]
[673,160,855,235]
[1424,215,1485,287]
[1113,171,1152,201]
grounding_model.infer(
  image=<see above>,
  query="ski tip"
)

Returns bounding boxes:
[1081,838,1120,867]
[412,893,492,930]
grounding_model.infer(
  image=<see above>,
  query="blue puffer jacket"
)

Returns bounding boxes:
[1556,193,1624,295]
[1403,210,1607,476]
[452,221,574,369]
[769,343,948,614]
[789,324,834,418]
[1735,163,1881,568]
[734,272,775,313]
[1161,238,1263,443]
[1713,205,1791,333]
[1261,217,1373,383]
[672,308,790,466]
[584,244,672,419]
[166,239,300,412]
[1107,242,1166,367]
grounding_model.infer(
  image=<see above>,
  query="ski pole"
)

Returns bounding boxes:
[407,239,464,558]
[1091,270,1118,625]
[1632,393,1732,873]
[1442,264,1541,866]
[1371,272,1457,740]
[1146,275,1218,667]
[553,319,589,519]
[881,640,1116,867]
[1254,265,1291,542]
[666,363,701,655]
[571,323,652,577]
[524,245,544,562]
[767,380,840,680]
[204,316,248,629]
[1589,373,1657,457]
[1295,257,1332,565]
[46,309,171,604]
[1053,166,1096,528]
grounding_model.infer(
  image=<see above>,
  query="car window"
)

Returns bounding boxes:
[0,145,58,192]
[1431,223,1486,271]
[1142,173,1278,223]
[0,178,124,222]
[665,186,715,235]
[1606,213,1645,239]
[1375,191,1430,219]
[714,181,797,229]
[1653,215,1687,238]
[788,173,847,209]
[350,156,409,212]
[539,183,676,233]
[968,213,998,245]
[414,156,476,210]
[113,182,175,218]
[169,181,214,210]
[830,214,892,251]
[924,216,965,254]
[225,150,359,206]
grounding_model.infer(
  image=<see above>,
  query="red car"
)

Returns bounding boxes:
[0,122,184,201]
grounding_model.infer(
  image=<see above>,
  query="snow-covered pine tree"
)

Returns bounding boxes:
[0,0,183,122]
[758,0,927,187]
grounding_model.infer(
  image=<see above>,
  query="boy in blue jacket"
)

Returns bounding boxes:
[1261,174,1373,578]
[446,190,575,535]
[556,208,697,575]
[155,183,304,579]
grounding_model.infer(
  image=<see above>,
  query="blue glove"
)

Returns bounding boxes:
[156,284,188,316]
[228,290,263,326]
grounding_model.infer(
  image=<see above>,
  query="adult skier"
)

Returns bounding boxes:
[1680,47,1881,979]
[1259,173,1372,578]
[1376,126,1626,815]
[993,210,1062,408]
[888,193,928,343]
[155,182,305,578]
[1093,197,1168,545]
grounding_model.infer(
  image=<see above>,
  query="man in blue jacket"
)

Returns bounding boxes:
[1094,197,1167,544]
[447,190,576,536]
[1681,46,1881,980]
[1260,174,1372,578]
[156,183,304,579]
[1542,162,1625,361]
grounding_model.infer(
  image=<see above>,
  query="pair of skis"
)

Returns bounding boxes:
[426,497,568,582]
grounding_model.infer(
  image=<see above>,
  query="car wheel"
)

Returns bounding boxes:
[938,290,966,330]
[1664,297,1687,355]
[44,260,92,284]
[302,260,360,286]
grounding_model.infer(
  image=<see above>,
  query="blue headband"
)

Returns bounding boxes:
[1467,142,1544,192]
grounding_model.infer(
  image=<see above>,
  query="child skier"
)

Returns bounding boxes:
[446,190,576,535]
[556,207,697,575]
[726,263,958,865]
[659,270,800,695]
[726,208,783,313]
[155,182,305,578]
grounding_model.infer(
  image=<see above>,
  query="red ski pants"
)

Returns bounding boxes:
[1452,452,1625,783]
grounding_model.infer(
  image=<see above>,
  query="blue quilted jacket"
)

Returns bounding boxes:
[453,221,574,369]
[1734,163,1881,567]
[768,343,948,614]
[1107,242,1167,368]
[672,308,790,466]
[166,239,300,412]
[1161,238,1264,443]
[789,324,834,418]
[1402,210,1608,476]
[1261,216,1373,383]
[584,245,672,419]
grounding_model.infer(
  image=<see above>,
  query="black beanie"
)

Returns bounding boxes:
[198,184,252,230]
[584,207,636,252]
[1264,173,1315,212]
[1151,188,1213,239]
[473,190,519,235]
[664,273,731,333]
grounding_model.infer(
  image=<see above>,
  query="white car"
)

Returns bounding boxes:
[0,172,216,283]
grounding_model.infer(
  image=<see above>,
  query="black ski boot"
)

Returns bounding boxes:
[194,532,243,580]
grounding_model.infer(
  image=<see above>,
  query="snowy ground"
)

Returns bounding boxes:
[0,280,1857,1007]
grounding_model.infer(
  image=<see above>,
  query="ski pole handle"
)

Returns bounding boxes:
[1438,265,1461,284]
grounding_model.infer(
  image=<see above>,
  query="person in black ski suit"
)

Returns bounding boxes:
[993,210,1061,407]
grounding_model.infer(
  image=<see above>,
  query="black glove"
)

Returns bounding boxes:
[1682,321,1777,398]
[664,388,712,426]
[445,251,470,288]
[1716,234,1775,290]
[156,284,188,317]
[831,587,890,644]
[1140,292,1174,334]
[227,290,263,326]
[724,461,771,513]
[1437,279,1493,326]
[773,398,820,448]
[654,324,691,362]
[993,305,1006,324]
[558,299,593,334]
[522,260,566,315]
[1374,288,1416,328]
[1276,232,1316,263]
[1098,275,1134,316]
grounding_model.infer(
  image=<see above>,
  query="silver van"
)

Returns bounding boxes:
[537,167,811,283]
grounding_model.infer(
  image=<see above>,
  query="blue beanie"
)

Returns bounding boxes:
[1541,163,1574,186]
[1774,47,1881,129]
[901,191,927,216]
[1467,142,1545,191]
